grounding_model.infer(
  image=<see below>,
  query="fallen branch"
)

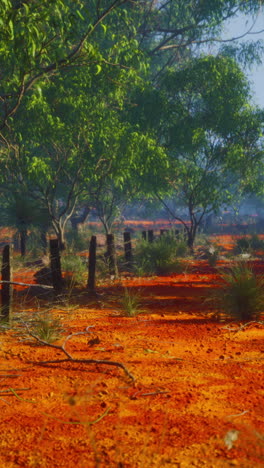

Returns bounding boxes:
[2,388,35,403]
[0,387,30,394]
[131,390,169,399]
[0,280,53,289]
[24,325,135,382]
[222,321,264,333]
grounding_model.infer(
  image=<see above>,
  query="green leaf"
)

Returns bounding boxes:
[76,10,85,21]
[101,23,107,34]
[95,64,102,75]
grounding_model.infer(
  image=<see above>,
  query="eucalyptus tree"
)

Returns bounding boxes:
[134,0,264,77]
[2,33,167,249]
[131,55,264,249]
[0,0,138,149]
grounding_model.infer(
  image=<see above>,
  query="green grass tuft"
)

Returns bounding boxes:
[213,263,264,321]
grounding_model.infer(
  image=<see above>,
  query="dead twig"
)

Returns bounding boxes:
[131,388,169,399]
[0,397,11,405]
[0,280,53,289]
[227,410,249,418]
[23,324,135,382]
[42,406,110,426]
[0,388,30,394]
[3,388,34,401]
[222,320,264,333]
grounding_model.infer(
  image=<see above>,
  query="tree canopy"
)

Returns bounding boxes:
[0,0,264,247]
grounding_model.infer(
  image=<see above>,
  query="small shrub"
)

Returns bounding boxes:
[119,288,143,317]
[96,254,110,281]
[61,254,87,285]
[234,236,251,254]
[212,263,264,321]
[65,229,90,252]
[204,242,220,267]
[250,234,264,250]
[134,235,185,276]
[234,234,264,254]
[26,228,46,257]
[175,238,188,257]
[31,313,64,343]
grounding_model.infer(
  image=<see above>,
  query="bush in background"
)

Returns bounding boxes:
[134,234,186,276]
[211,263,264,321]
[65,228,90,252]
[61,253,87,285]
[234,234,264,254]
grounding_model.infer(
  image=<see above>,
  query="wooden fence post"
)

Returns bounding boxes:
[1,245,13,321]
[49,239,63,293]
[13,232,20,251]
[148,229,154,243]
[87,235,97,292]
[123,231,132,268]
[106,234,118,277]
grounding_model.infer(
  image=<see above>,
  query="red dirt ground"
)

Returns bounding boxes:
[0,232,264,467]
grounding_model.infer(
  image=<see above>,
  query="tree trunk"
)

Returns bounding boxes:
[87,235,97,291]
[1,244,13,322]
[58,229,66,251]
[20,228,27,256]
[70,206,90,231]
[186,223,198,251]
[53,222,66,251]
[49,239,63,293]
[148,230,154,243]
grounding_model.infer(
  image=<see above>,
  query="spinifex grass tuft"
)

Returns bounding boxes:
[213,263,264,321]
[120,288,144,317]
[134,235,185,276]
[31,313,64,343]
[233,234,264,255]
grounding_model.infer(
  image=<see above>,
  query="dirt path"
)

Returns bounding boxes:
[1,257,264,467]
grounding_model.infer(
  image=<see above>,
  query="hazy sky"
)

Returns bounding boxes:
[224,12,264,107]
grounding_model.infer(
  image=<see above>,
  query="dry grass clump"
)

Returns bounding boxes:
[213,263,264,321]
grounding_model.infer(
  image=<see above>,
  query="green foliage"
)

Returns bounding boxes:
[0,192,49,231]
[61,254,87,285]
[1,0,263,249]
[213,263,264,321]
[31,313,64,343]
[234,235,264,254]
[96,255,111,281]
[220,41,264,69]
[134,235,184,276]
[119,288,143,317]
[136,0,263,77]
[146,55,264,248]
[65,229,90,252]
[0,0,139,133]
[174,236,188,257]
